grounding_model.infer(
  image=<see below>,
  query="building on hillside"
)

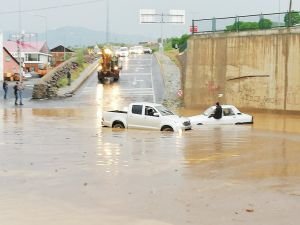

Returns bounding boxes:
[3,47,21,81]
[50,45,74,66]
[4,40,52,73]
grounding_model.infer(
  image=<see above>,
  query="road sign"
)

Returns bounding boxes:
[139,9,159,24]
[190,25,198,33]
[140,9,185,24]
[177,89,183,97]
[169,10,185,24]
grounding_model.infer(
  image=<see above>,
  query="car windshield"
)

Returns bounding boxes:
[120,47,128,51]
[155,105,174,116]
[203,107,214,116]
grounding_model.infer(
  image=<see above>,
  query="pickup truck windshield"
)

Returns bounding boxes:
[156,106,174,116]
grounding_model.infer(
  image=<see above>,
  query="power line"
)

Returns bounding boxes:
[0,0,104,15]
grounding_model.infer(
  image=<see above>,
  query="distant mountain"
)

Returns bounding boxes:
[3,26,156,48]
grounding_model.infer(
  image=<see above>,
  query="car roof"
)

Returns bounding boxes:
[131,102,162,107]
[221,105,236,108]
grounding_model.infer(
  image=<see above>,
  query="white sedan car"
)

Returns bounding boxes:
[143,47,152,54]
[118,47,129,57]
[189,105,253,125]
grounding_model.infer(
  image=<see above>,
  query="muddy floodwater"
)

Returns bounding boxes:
[0,107,300,225]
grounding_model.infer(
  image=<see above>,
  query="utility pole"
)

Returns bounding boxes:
[160,13,164,52]
[288,0,293,27]
[18,0,23,82]
[106,0,110,44]
[278,0,281,25]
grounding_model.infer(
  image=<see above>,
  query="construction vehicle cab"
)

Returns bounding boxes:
[97,48,121,83]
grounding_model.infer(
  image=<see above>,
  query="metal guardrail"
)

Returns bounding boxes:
[191,11,300,34]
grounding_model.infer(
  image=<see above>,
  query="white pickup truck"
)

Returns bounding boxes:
[102,102,192,132]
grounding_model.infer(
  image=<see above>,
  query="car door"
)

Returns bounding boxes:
[143,106,161,130]
[220,107,236,124]
[127,104,145,129]
[205,107,233,124]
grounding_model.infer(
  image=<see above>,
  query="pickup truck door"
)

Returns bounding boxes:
[127,104,145,129]
[127,105,161,130]
[143,106,161,130]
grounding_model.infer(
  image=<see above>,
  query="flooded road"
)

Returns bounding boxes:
[0,55,300,225]
[1,108,299,225]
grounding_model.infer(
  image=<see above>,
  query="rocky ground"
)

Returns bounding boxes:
[155,52,183,110]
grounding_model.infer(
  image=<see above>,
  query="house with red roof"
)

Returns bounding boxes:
[4,40,52,73]
[3,47,21,81]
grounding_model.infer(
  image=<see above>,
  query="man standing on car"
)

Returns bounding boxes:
[3,80,8,99]
[213,102,222,119]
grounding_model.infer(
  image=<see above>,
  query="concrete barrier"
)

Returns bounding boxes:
[183,27,300,112]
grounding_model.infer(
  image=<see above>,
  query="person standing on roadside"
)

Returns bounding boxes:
[3,81,8,99]
[18,81,24,105]
[67,69,71,86]
[13,82,19,105]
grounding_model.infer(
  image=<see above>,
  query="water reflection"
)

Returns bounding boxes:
[252,112,300,134]
[96,130,124,175]
[31,108,80,118]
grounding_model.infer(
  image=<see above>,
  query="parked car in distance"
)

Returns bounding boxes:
[143,47,152,54]
[102,102,192,132]
[23,72,32,79]
[189,105,253,125]
[118,47,129,57]
[129,46,136,54]
[135,46,144,54]
[129,46,144,54]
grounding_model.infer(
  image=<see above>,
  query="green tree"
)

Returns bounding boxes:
[284,11,300,26]
[165,34,190,52]
[76,49,85,67]
[171,37,180,48]
[258,18,272,29]
[225,21,259,32]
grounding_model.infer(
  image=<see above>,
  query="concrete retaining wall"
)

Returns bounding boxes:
[183,28,300,112]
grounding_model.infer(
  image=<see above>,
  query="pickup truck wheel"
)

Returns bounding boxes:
[112,122,125,129]
[161,126,174,132]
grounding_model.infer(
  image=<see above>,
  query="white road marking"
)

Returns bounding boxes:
[121,73,151,76]
[118,56,155,101]
[128,59,152,61]
[150,57,156,103]
[121,88,154,92]
[120,88,154,96]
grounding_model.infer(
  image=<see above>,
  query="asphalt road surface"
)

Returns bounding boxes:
[74,54,165,109]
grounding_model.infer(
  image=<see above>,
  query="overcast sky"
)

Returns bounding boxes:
[0,0,299,39]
